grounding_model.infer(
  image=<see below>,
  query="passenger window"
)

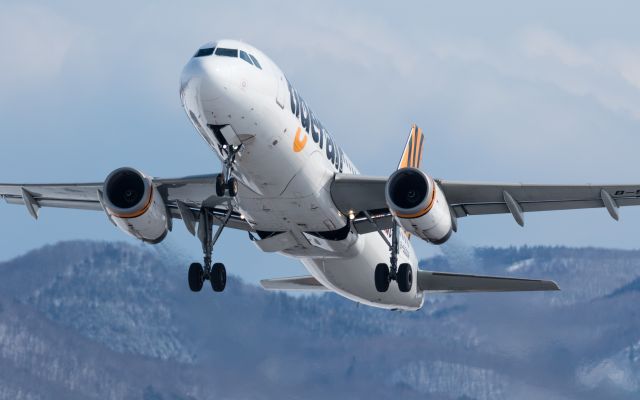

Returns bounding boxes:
[239,50,253,65]
[215,48,238,57]
[194,47,215,57]
[248,54,262,69]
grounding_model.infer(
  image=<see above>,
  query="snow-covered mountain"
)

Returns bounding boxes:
[1,241,640,399]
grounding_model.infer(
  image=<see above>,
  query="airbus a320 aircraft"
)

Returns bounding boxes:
[3,39,639,310]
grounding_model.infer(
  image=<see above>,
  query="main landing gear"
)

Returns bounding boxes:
[187,205,232,293]
[189,146,242,293]
[188,206,232,293]
[364,212,413,293]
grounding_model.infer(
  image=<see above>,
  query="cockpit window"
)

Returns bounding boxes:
[248,54,262,69]
[194,47,215,57]
[239,50,253,65]
[215,47,238,57]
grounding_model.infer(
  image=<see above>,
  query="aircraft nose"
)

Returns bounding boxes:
[180,56,233,103]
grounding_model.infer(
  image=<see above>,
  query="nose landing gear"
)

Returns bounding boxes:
[215,145,242,197]
[215,174,238,197]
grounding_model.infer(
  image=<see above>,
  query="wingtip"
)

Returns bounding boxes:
[547,280,561,291]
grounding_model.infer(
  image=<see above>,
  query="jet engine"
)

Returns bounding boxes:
[385,167,453,244]
[101,167,170,244]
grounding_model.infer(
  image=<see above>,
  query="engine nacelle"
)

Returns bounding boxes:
[102,167,170,244]
[385,168,453,244]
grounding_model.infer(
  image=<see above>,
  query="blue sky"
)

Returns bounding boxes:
[2,1,640,283]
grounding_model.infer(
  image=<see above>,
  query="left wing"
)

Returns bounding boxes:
[0,182,103,212]
[330,175,640,227]
[0,174,252,231]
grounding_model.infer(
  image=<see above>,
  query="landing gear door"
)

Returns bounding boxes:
[219,125,243,146]
[275,75,286,109]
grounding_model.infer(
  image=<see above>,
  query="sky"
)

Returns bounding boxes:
[2,0,640,283]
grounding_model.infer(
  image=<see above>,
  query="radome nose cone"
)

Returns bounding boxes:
[180,57,233,102]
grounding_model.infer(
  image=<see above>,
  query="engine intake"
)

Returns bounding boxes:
[104,168,150,216]
[102,167,169,243]
[385,168,453,244]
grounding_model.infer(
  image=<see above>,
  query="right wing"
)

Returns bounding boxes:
[331,123,640,228]
[439,181,640,221]
[0,174,252,231]
[417,270,559,293]
[330,175,640,228]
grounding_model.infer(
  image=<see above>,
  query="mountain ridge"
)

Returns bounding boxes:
[1,240,640,399]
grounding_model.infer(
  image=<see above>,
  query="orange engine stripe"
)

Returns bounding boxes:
[396,184,437,219]
[111,188,154,219]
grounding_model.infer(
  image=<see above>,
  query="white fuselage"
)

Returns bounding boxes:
[180,40,423,310]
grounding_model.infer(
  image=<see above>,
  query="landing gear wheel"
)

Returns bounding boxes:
[227,177,238,197]
[188,262,204,292]
[397,263,413,292]
[210,262,227,292]
[215,174,226,197]
[375,263,390,292]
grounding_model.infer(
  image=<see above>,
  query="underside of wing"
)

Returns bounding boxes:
[0,182,104,214]
[260,275,329,291]
[330,174,391,234]
[330,173,640,228]
[417,270,559,293]
[0,174,252,231]
[439,181,640,222]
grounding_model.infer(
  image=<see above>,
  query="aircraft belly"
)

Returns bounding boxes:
[235,125,345,232]
[301,234,424,310]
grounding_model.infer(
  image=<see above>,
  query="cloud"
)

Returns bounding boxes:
[516,28,640,119]
[608,46,640,91]
[520,28,591,67]
[0,5,79,93]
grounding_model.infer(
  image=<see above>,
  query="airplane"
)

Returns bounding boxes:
[2,39,639,311]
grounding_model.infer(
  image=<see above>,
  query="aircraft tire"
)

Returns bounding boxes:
[211,262,227,292]
[375,263,390,292]
[397,263,412,292]
[215,174,226,197]
[188,262,204,292]
[227,177,238,197]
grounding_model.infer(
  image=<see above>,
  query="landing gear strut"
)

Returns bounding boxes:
[215,145,241,197]
[189,143,241,293]
[188,204,232,293]
[365,212,413,293]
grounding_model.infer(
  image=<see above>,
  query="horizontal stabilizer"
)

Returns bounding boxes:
[260,275,329,292]
[417,270,559,293]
